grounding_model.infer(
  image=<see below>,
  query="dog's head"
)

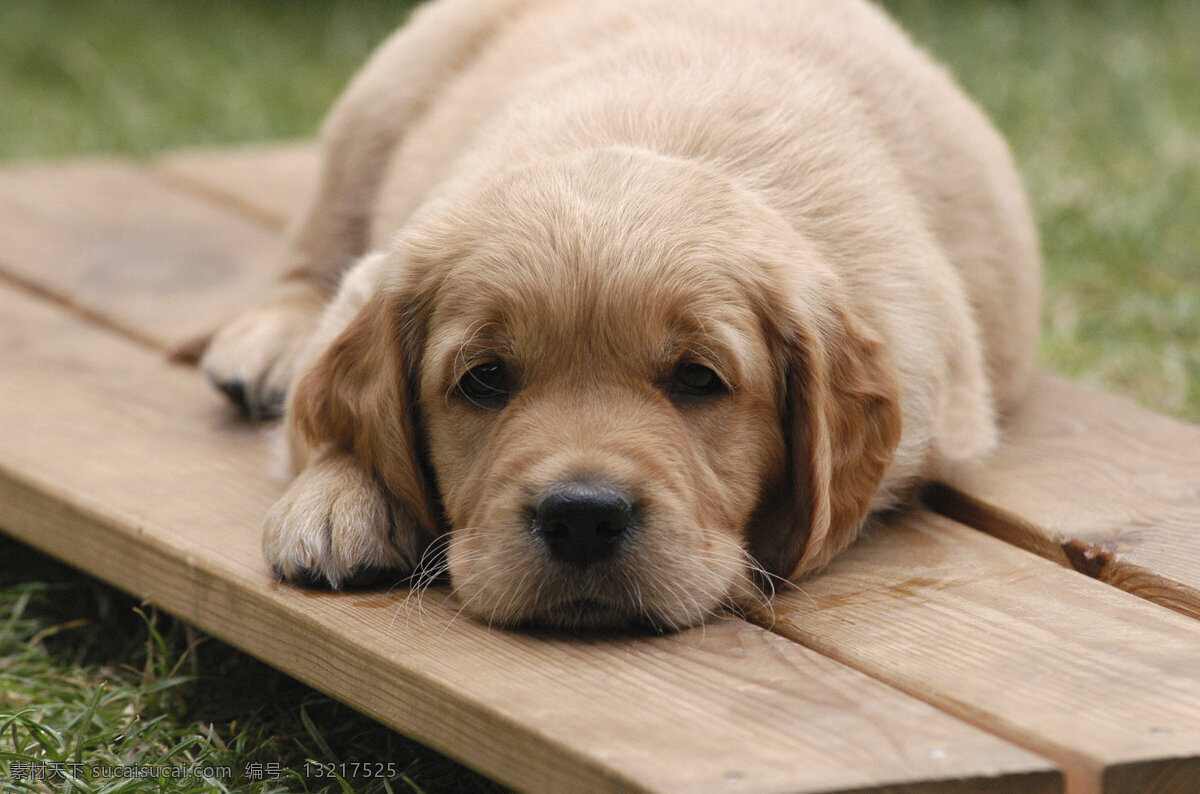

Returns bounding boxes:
[291,148,900,631]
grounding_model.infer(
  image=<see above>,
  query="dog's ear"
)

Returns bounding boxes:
[290,285,441,542]
[749,296,902,582]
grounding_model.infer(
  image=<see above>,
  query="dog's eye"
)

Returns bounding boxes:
[669,361,727,401]
[456,361,512,408]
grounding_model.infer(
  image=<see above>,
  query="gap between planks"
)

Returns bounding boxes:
[152,141,320,232]
[0,157,282,354]
[742,510,1200,794]
[925,372,1200,621]
[0,263,166,356]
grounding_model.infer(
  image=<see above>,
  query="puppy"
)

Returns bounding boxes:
[202,0,1041,631]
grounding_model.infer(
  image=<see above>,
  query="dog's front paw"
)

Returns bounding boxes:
[263,452,417,588]
[201,280,326,420]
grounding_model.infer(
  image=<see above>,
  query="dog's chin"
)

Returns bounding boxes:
[483,599,714,635]
[450,569,725,635]
[507,599,673,635]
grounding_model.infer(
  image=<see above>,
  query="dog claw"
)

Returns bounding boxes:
[212,377,285,421]
[216,379,250,414]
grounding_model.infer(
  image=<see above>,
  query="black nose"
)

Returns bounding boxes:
[532,483,636,567]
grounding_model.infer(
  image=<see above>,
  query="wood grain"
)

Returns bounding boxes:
[0,282,1059,794]
[758,510,1200,794]
[927,372,1200,619]
[155,142,320,230]
[0,159,280,352]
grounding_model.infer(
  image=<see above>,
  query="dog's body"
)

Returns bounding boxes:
[203,0,1040,631]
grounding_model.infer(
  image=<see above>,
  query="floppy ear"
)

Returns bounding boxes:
[748,299,902,581]
[289,286,441,543]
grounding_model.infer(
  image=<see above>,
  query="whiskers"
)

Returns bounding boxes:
[639,532,784,631]
[390,533,454,629]
[706,535,789,629]
[392,528,535,636]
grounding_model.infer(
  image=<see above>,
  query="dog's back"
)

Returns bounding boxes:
[371,0,1039,457]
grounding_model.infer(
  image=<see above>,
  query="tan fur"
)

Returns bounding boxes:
[207,0,1041,630]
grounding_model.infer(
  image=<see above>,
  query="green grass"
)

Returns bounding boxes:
[0,0,417,160]
[1,1,1197,792]
[882,0,1200,421]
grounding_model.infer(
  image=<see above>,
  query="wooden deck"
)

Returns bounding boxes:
[2,144,1199,794]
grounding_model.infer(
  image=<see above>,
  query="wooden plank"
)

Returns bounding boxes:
[757,510,1200,794]
[0,282,1059,794]
[0,159,280,352]
[927,372,1200,619]
[155,142,320,230]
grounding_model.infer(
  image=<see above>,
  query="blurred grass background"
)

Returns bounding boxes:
[1,0,1197,792]
[887,0,1200,424]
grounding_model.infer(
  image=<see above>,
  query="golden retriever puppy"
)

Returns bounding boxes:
[202,0,1041,631]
